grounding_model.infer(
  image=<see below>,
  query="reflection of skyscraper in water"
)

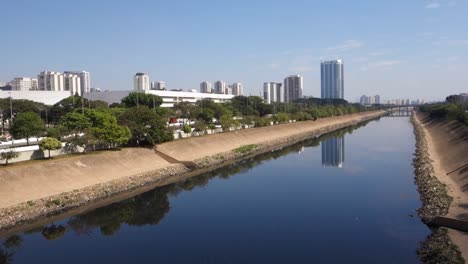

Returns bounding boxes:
[321,136,345,168]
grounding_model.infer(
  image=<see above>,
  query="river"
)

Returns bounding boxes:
[0,117,430,263]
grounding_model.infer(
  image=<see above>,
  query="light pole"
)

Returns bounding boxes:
[8,92,14,145]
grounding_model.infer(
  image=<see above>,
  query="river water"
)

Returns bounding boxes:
[0,117,430,264]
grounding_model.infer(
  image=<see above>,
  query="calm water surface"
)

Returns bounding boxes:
[0,117,429,263]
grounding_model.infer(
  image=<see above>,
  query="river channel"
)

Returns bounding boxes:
[0,117,430,263]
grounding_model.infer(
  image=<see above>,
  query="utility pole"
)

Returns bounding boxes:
[8,92,14,145]
[81,96,84,115]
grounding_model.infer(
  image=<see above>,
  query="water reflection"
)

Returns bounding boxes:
[321,136,345,168]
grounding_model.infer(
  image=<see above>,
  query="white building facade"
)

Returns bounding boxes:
[134,73,150,91]
[214,80,225,94]
[64,73,82,96]
[151,81,166,90]
[231,82,243,96]
[11,77,32,91]
[38,71,64,92]
[200,81,212,93]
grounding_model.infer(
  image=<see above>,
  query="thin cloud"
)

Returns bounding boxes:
[289,66,315,73]
[327,40,364,52]
[267,63,280,69]
[361,60,406,71]
[425,2,441,8]
[369,52,385,56]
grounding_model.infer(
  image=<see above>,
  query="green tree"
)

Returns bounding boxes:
[118,107,173,146]
[219,114,234,130]
[0,149,19,165]
[121,92,163,109]
[59,112,91,140]
[39,137,62,158]
[85,109,131,148]
[10,111,45,145]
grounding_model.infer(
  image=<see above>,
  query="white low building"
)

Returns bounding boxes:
[84,89,235,107]
[0,91,71,105]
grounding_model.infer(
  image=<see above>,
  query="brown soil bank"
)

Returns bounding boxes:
[0,111,384,231]
[416,112,468,261]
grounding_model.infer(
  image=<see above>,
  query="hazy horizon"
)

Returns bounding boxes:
[1,0,467,102]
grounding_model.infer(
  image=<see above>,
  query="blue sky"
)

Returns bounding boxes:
[1,0,467,101]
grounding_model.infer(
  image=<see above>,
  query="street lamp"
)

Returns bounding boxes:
[8,92,13,145]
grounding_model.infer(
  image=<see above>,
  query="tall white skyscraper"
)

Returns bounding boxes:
[231,82,243,96]
[38,71,64,92]
[200,81,212,93]
[11,77,32,91]
[64,72,82,96]
[134,73,150,91]
[263,82,277,104]
[214,80,225,94]
[284,75,303,102]
[321,60,344,99]
[275,83,283,103]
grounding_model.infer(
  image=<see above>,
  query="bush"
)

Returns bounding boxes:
[182,124,192,133]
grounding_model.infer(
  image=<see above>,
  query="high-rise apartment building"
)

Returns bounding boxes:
[321,60,344,99]
[231,82,243,96]
[224,86,232,95]
[214,80,225,94]
[38,71,64,92]
[284,75,303,102]
[31,78,38,90]
[200,81,212,93]
[134,73,150,91]
[64,72,82,95]
[263,82,276,104]
[11,77,32,91]
[263,82,283,104]
[64,71,90,95]
[151,81,166,90]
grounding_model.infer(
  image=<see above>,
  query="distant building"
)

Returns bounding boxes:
[214,80,225,94]
[134,73,150,91]
[11,77,33,91]
[275,83,283,103]
[151,81,166,90]
[322,136,345,168]
[284,75,303,102]
[64,72,82,96]
[38,71,64,92]
[200,81,212,93]
[231,82,243,96]
[263,82,276,104]
[321,60,344,99]
[360,94,380,105]
[224,85,232,95]
[84,89,235,108]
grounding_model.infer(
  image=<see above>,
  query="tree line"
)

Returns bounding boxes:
[419,94,468,126]
[0,93,380,163]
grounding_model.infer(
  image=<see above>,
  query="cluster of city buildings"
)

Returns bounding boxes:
[133,73,244,96]
[360,95,381,105]
[262,60,344,104]
[263,75,303,104]
[1,71,91,96]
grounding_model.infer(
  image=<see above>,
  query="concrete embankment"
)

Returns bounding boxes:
[413,112,468,263]
[0,111,385,232]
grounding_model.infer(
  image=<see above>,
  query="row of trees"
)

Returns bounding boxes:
[2,92,379,163]
[420,95,468,126]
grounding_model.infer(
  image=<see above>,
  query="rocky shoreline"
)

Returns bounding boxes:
[411,114,464,263]
[0,112,384,233]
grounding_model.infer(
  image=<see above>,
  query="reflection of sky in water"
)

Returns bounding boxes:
[1,117,429,264]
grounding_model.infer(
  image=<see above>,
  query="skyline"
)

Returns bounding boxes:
[1,0,467,101]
